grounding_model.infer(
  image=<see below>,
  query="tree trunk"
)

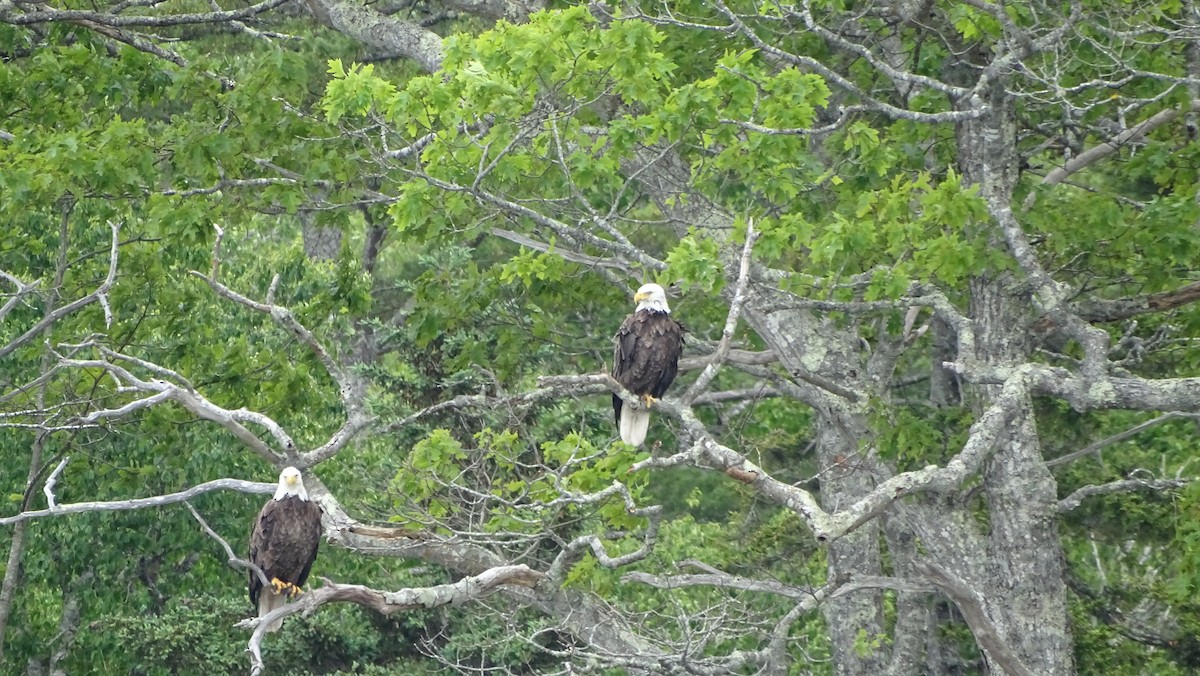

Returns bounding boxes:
[953,80,1075,672]
[970,277,1074,674]
[816,410,889,673]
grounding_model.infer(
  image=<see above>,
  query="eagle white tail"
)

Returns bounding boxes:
[258,590,286,633]
[619,406,651,447]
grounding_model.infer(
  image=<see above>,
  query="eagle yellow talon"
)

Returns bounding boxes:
[271,577,288,595]
[641,394,658,409]
[287,583,304,598]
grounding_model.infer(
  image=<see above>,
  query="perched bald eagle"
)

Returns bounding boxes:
[612,283,685,447]
[248,466,322,633]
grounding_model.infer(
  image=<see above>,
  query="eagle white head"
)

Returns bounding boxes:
[633,283,670,314]
[273,466,309,501]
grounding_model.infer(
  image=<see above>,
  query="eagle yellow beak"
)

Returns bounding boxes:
[634,291,649,303]
[285,475,298,486]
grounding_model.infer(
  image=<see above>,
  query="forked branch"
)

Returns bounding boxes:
[240,567,545,675]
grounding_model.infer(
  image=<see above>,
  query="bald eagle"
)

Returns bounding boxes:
[248,466,322,633]
[612,283,685,447]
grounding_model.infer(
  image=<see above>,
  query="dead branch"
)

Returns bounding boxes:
[623,566,817,601]
[1026,100,1200,210]
[916,562,1036,676]
[1074,280,1200,323]
[0,478,273,527]
[240,567,545,675]
[1047,413,1197,468]
[185,503,270,590]
[1058,475,1190,512]
[1,0,292,27]
[42,456,68,511]
[56,355,282,462]
[546,481,662,583]
[682,220,759,404]
[0,221,120,361]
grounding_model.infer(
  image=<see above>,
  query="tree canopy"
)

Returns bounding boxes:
[3,0,1200,673]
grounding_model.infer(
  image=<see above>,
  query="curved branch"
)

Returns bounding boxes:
[1058,476,1189,512]
[0,478,273,527]
[0,221,120,361]
[915,562,1036,676]
[240,567,545,675]
[682,221,758,404]
[546,481,662,583]
[185,502,270,590]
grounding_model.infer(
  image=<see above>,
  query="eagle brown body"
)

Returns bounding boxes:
[612,287,684,447]
[248,467,322,632]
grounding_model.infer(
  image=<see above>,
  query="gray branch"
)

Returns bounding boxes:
[240,567,545,675]
[185,502,271,590]
[682,221,758,404]
[0,478,273,527]
[1058,476,1190,513]
[0,221,120,361]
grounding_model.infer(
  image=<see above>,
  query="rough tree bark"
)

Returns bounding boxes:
[954,80,1074,671]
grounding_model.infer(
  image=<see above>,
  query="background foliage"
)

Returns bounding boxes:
[2,0,1200,673]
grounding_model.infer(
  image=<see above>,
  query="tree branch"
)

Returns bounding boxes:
[41,456,68,511]
[0,478,273,527]
[623,564,818,601]
[915,562,1036,676]
[1,0,292,27]
[0,221,120,361]
[682,221,758,404]
[185,502,270,590]
[1058,475,1189,512]
[1074,280,1200,323]
[1025,100,1200,210]
[1047,412,1196,468]
[546,481,662,583]
[240,567,545,675]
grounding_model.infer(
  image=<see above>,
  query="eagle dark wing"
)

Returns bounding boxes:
[612,314,639,424]
[249,497,322,606]
[611,311,685,423]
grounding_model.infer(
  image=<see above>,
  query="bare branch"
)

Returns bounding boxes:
[188,262,374,466]
[0,276,41,325]
[683,221,758,404]
[1075,280,1200,323]
[1058,475,1190,512]
[241,567,545,675]
[678,349,777,371]
[42,456,68,511]
[949,362,1200,414]
[623,564,816,601]
[1025,100,1200,210]
[630,367,1033,542]
[1047,413,1197,468]
[491,227,636,276]
[691,384,779,406]
[706,0,981,124]
[546,481,662,583]
[407,170,668,273]
[185,502,270,590]
[0,221,120,361]
[190,270,352,405]
[58,356,283,461]
[916,562,1036,676]
[1,0,292,27]
[0,478,273,527]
